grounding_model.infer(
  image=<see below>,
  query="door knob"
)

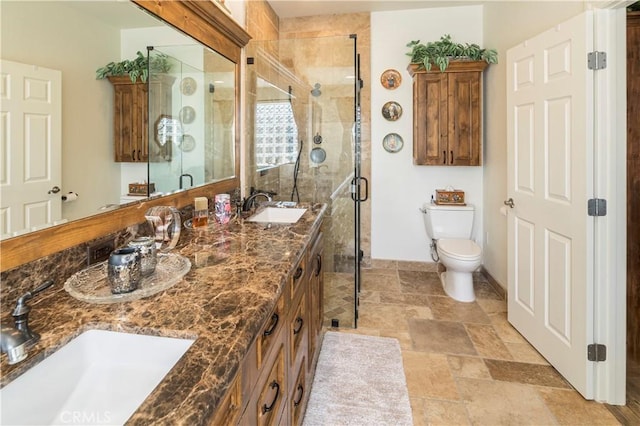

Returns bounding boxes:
[48,186,61,194]
[504,198,515,208]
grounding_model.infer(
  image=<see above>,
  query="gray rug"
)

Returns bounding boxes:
[303,331,413,426]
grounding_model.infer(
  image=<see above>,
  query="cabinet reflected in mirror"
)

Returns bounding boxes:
[0,1,237,240]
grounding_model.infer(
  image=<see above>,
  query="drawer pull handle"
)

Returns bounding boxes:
[315,254,322,277]
[262,380,280,414]
[443,150,446,164]
[293,266,304,280]
[293,384,304,407]
[293,317,304,335]
[263,313,279,337]
[450,150,454,164]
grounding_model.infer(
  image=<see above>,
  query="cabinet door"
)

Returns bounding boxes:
[307,232,324,371]
[447,71,481,166]
[111,78,147,163]
[413,73,448,165]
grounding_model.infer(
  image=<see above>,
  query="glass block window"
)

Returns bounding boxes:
[255,101,298,168]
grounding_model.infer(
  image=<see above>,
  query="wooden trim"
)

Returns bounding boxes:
[1,0,249,272]
[132,0,251,62]
[407,61,489,77]
[0,180,238,272]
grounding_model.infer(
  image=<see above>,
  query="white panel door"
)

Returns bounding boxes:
[0,59,62,238]
[506,12,594,398]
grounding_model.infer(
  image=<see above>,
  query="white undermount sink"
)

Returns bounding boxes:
[246,207,307,224]
[0,329,194,426]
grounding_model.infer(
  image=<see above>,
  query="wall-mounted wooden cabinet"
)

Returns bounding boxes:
[408,61,487,166]
[108,75,174,163]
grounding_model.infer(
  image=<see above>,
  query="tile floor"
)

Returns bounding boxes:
[325,261,632,425]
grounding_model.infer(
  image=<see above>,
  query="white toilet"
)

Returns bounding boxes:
[421,203,482,302]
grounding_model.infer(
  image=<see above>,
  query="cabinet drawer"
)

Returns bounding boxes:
[289,356,307,426]
[289,292,308,367]
[256,344,286,426]
[257,295,286,370]
[209,372,242,426]
[289,256,307,303]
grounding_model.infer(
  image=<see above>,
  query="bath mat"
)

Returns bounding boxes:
[302,331,413,426]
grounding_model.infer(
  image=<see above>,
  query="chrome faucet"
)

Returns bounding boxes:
[242,192,272,212]
[1,324,28,365]
[12,279,55,347]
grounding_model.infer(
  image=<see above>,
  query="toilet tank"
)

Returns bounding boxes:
[422,203,474,240]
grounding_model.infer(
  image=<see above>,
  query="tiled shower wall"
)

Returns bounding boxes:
[245,0,372,268]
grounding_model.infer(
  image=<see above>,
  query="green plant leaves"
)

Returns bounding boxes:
[406,34,498,71]
[95,51,172,82]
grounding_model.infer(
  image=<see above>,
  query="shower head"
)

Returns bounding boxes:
[311,83,321,97]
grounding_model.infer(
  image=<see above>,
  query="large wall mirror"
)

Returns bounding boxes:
[0,0,249,271]
[0,1,236,239]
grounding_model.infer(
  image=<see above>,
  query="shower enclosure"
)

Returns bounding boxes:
[246,35,365,328]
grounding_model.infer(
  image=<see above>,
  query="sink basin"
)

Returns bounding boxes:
[246,207,307,224]
[1,329,194,425]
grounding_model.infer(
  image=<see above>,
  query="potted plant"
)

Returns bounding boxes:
[96,51,172,83]
[406,34,498,72]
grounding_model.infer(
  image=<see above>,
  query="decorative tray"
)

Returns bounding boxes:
[64,253,191,304]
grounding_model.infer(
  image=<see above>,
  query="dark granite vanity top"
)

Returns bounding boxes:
[0,203,327,425]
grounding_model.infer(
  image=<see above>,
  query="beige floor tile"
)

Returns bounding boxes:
[368,259,398,269]
[380,330,413,350]
[484,359,570,388]
[538,387,621,425]
[457,378,557,425]
[397,261,438,272]
[474,281,503,300]
[410,397,428,426]
[399,271,446,296]
[409,318,477,355]
[476,298,507,315]
[505,341,549,365]
[402,351,460,400]
[379,290,431,306]
[447,355,491,379]
[488,312,529,344]
[361,271,401,292]
[358,302,410,331]
[424,399,471,426]
[465,323,513,360]
[428,296,491,324]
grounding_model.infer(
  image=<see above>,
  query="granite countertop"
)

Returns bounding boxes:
[0,202,327,425]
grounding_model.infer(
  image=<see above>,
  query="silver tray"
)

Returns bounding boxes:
[64,253,191,304]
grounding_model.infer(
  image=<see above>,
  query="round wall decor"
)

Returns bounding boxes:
[382,101,402,121]
[180,77,197,96]
[179,106,196,124]
[380,69,402,90]
[382,133,404,153]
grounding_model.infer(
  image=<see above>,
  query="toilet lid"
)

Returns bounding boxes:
[438,239,481,260]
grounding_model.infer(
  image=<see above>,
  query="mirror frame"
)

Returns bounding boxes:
[0,0,250,272]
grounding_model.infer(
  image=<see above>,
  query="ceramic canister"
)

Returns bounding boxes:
[107,247,141,294]
[128,236,157,277]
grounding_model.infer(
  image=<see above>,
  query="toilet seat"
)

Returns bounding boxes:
[438,239,481,260]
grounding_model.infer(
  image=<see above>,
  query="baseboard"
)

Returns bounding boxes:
[480,266,507,300]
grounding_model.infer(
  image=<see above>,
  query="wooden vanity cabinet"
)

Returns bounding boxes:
[408,61,487,166]
[233,226,325,426]
[107,75,174,163]
[209,372,242,426]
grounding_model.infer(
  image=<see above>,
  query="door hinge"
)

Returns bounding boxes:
[587,198,607,216]
[587,51,607,70]
[587,343,607,362]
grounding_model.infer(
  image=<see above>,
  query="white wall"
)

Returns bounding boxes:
[1,2,121,220]
[370,6,485,262]
[481,1,586,288]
